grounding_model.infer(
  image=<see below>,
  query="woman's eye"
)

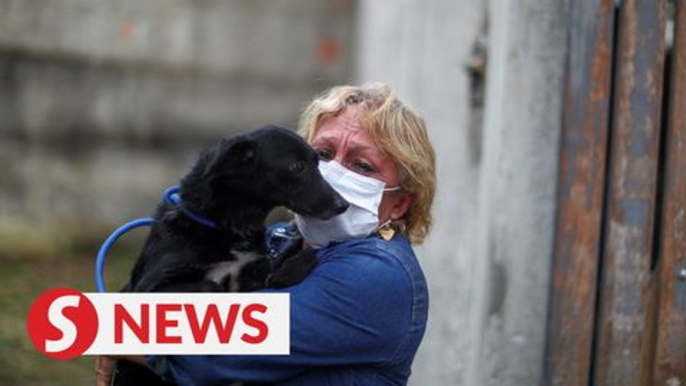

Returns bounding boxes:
[316,149,333,161]
[288,161,306,175]
[352,161,375,174]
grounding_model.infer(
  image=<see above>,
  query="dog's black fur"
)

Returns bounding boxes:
[112,125,348,385]
[124,125,347,293]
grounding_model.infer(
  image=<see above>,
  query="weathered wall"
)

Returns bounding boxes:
[358,0,568,385]
[465,0,568,385]
[0,0,356,254]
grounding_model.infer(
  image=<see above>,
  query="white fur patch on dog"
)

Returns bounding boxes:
[205,250,263,291]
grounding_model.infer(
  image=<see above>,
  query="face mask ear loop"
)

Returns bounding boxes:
[376,219,393,230]
[383,186,402,192]
[376,218,407,232]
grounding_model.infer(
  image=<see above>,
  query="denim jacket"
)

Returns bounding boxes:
[147,223,429,385]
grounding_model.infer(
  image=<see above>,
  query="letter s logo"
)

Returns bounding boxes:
[27,288,98,360]
[45,295,80,353]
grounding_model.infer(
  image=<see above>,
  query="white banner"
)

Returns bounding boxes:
[49,293,290,355]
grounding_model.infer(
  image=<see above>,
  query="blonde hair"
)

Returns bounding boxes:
[298,83,436,244]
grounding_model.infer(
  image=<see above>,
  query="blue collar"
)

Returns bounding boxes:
[161,186,220,229]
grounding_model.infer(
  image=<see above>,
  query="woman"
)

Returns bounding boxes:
[97,82,436,385]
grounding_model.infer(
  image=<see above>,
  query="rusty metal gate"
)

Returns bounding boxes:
[544,0,685,385]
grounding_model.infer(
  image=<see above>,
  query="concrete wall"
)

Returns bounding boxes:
[0,0,356,255]
[0,0,353,82]
[357,1,485,383]
[357,0,568,384]
[465,1,568,385]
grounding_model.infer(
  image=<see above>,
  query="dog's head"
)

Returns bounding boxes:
[201,125,348,219]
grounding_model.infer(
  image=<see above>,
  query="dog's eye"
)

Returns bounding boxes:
[288,161,307,175]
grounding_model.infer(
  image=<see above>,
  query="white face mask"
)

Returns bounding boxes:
[296,160,400,248]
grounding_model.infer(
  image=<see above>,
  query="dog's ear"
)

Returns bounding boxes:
[204,137,258,178]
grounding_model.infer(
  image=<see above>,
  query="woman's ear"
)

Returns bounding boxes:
[388,192,413,221]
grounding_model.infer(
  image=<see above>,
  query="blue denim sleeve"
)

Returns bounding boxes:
[145,241,414,384]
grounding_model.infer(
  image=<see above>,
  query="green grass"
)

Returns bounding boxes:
[0,211,292,385]
[0,248,138,386]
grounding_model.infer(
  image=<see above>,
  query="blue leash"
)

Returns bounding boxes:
[95,217,154,293]
[94,185,219,293]
[161,186,219,230]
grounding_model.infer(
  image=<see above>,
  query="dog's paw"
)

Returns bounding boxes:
[234,257,272,292]
[265,249,317,288]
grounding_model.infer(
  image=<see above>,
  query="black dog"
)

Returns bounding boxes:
[112,125,348,385]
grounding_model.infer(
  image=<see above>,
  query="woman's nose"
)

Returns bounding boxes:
[332,150,350,168]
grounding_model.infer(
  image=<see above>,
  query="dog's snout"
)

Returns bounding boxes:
[333,194,349,215]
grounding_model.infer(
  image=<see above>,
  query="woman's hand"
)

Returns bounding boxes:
[95,356,116,386]
[95,355,147,386]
